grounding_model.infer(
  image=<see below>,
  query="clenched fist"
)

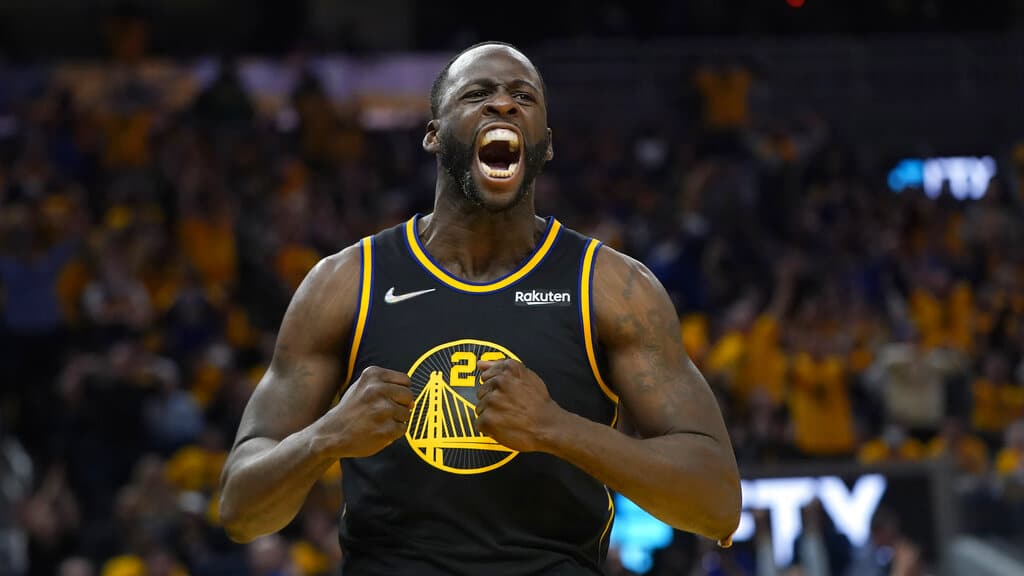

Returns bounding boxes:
[475,359,566,453]
[321,365,414,459]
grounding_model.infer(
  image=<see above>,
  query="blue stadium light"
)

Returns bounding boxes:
[888,156,996,199]
[609,475,887,573]
[610,494,675,574]
[887,159,924,192]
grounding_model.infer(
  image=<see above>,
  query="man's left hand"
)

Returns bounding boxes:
[475,359,565,452]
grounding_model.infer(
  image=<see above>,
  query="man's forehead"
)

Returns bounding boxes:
[447,45,539,88]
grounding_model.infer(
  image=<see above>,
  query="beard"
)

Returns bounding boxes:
[439,127,550,212]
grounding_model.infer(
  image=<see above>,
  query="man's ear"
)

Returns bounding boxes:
[423,120,440,154]
[544,127,554,161]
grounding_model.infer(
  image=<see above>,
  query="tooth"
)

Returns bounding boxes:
[482,128,519,150]
[480,160,519,179]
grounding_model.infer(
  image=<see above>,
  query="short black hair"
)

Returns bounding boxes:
[429,41,548,119]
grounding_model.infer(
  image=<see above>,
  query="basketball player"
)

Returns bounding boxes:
[219,42,741,575]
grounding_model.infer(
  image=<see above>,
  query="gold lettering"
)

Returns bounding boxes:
[449,350,506,386]
[480,351,506,363]
[449,351,476,387]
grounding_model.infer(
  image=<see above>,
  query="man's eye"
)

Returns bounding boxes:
[465,90,487,99]
[514,93,534,102]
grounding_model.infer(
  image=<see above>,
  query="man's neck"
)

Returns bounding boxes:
[418,189,545,283]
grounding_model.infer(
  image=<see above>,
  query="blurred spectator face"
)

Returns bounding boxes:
[882,425,908,449]
[870,509,901,548]
[941,418,964,443]
[22,494,60,544]
[134,454,171,493]
[248,534,290,576]
[1007,420,1024,451]
[144,549,175,576]
[749,390,774,426]
[302,508,333,542]
[925,266,951,295]
[59,557,95,576]
[113,485,142,527]
[301,508,343,565]
[98,244,132,285]
[199,425,226,452]
[108,339,144,379]
[177,490,207,518]
[983,352,1010,382]
[40,192,76,238]
[3,203,35,255]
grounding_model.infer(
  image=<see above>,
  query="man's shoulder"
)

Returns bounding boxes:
[307,241,365,289]
[322,219,410,265]
[362,217,414,251]
[589,242,650,282]
[587,241,677,335]
[552,222,629,262]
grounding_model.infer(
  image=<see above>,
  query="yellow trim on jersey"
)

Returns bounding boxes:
[404,216,562,293]
[599,486,616,554]
[581,239,620,406]
[344,237,374,386]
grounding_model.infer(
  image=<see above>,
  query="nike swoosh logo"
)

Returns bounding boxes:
[384,287,436,304]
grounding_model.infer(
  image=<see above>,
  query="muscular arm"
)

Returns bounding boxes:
[218,246,359,543]
[542,247,741,542]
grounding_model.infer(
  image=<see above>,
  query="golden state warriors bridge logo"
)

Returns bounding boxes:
[405,339,519,475]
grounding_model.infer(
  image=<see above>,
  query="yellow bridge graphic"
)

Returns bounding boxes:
[408,371,514,466]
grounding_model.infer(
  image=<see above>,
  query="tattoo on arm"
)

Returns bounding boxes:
[622,263,637,300]
[606,259,718,439]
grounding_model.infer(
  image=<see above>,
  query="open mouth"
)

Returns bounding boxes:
[476,127,522,180]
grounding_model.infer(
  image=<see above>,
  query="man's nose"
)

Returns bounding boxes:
[484,93,518,117]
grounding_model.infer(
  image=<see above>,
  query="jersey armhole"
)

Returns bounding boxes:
[579,239,621,418]
[341,236,375,392]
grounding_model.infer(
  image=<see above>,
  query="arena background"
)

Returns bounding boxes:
[1,1,1023,575]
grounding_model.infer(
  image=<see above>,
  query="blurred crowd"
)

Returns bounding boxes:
[1,50,1024,576]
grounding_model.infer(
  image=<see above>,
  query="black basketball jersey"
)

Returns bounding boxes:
[337,214,619,576]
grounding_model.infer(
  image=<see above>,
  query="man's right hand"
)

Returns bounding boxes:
[321,366,415,459]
